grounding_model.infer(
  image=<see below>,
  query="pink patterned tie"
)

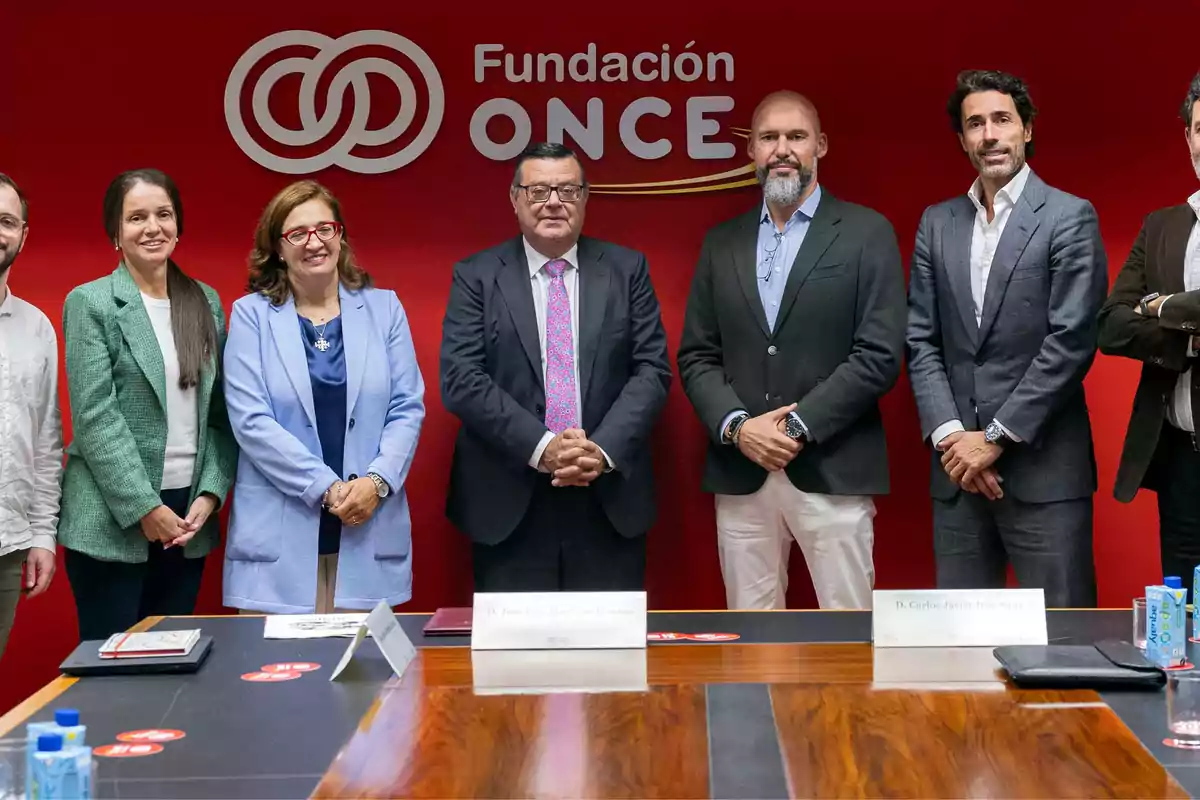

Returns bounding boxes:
[543,258,578,434]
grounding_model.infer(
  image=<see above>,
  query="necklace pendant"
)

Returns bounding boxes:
[315,337,330,352]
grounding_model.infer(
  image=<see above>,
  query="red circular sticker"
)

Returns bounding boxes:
[241,670,301,682]
[686,632,741,642]
[116,729,185,743]
[95,743,164,758]
[1166,662,1197,671]
[647,632,688,641]
[261,662,321,674]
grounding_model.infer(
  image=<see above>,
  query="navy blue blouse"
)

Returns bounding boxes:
[299,315,347,555]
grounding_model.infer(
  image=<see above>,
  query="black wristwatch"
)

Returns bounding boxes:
[784,414,807,442]
[1140,292,1161,316]
[984,420,1010,447]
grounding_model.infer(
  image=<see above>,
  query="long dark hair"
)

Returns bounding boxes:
[103,169,217,389]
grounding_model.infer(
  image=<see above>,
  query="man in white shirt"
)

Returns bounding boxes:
[440,142,671,592]
[0,173,62,659]
[1099,71,1200,600]
[906,71,1108,607]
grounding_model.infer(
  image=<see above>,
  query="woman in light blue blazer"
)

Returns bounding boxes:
[222,180,424,613]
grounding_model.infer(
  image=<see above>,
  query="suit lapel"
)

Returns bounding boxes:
[576,237,610,407]
[945,197,979,349]
[268,297,318,431]
[977,175,1044,343]
[340,286,368,417]
[772,193,840,333]
[732,210,771,338]
[112,265,167,412]
[496,239,544,386]
[1161,205,1194,295]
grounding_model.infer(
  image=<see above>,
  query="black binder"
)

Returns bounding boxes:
[993,639,1166,690]
[58,636,214,676]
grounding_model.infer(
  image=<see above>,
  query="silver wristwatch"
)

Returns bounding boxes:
[367,472,390,498]
[983,421,1009,447]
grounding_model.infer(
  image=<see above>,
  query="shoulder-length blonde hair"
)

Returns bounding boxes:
[247,180,372,305]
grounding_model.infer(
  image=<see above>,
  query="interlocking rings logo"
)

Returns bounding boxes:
[224,30,444,174]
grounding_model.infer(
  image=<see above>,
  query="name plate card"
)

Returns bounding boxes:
[330,600,418,680]
[471,591,647,650]
[872,589,1047,648]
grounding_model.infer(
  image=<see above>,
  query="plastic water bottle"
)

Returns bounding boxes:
[25,708,87,797]
[29,734,91,799]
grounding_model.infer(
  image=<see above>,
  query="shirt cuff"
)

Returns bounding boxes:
[993,419,1023,443]
[931,419,965,448]
[720,409,749,443]
[530,431,555,471]
[29,534,56,553]
[596,445,615,473]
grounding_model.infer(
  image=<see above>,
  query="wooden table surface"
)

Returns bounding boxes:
[0,611,1189,799]
[313,642,1187,799]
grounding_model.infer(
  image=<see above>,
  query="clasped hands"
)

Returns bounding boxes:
[140,493,220,549]
[937,431,1004,500]
[539,428,608,487]
[323,477,381,526]
[736,404,802,471]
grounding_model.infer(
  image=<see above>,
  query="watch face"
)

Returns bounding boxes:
[785,416,804,440]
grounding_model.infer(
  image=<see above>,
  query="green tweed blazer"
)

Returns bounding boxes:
[58,264,237,563]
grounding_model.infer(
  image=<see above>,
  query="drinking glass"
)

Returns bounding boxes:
[1133,597,1147,650]
[1166,672,1200,749]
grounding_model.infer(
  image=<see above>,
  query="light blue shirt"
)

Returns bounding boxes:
[720,186,822,444]
[758,185,822,332]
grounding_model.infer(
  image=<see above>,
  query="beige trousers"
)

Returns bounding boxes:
[0,550,24,661]
[715,470,876,610]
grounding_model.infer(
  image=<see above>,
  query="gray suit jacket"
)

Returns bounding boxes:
[905,170,1108,502]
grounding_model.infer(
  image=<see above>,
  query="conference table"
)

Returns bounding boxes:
[0,609,1196,798]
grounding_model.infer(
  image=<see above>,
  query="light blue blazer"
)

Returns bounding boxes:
[222,285,425,613]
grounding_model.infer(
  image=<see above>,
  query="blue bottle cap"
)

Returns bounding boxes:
[54,708,79,727]
[1167,576,1184,589]
[37,733,62,752]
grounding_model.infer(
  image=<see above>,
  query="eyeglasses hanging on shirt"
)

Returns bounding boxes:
[757,231,785,284]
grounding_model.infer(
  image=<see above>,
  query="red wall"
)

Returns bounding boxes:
[1,2,1193,712]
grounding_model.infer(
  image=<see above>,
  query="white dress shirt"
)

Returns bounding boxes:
[0,289,63,556]
[1162,190,1200,432]
[141,293,199,490]
[523,239,613,471]
[930,163,1031,447]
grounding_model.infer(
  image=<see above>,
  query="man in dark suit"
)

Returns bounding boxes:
[677,91,906,610]
[441,142,671,592]
[1099,71,1200,596]
[906,70,1108,607]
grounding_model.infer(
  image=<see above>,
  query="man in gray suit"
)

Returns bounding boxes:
[906,70,1108,607]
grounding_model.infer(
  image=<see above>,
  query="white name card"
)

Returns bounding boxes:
[471,591,647,650]
[872,588,1047,648]
[330,600,418,680]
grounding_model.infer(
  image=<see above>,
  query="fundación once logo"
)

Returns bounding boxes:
[223,30,445,175]
[224,29,756,194]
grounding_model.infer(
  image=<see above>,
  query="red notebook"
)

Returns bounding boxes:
[423,607,473,636]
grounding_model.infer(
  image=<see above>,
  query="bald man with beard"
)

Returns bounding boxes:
[677,90,906,610]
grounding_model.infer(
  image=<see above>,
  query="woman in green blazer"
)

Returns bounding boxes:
[58,168,237,642]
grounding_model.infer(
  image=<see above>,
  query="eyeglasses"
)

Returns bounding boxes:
[0,216,25,235]
[281,221,342,247]
[757,231,784,284]
[516,184,585,203]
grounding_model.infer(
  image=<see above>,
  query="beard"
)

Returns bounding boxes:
[970,145,1024,181]
[0,246,17,275]
[1192,151,1200,183]
[757,159,815,206]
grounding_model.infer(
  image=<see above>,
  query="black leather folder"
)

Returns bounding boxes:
[993,639,1165,690]
[58,636,213,676]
